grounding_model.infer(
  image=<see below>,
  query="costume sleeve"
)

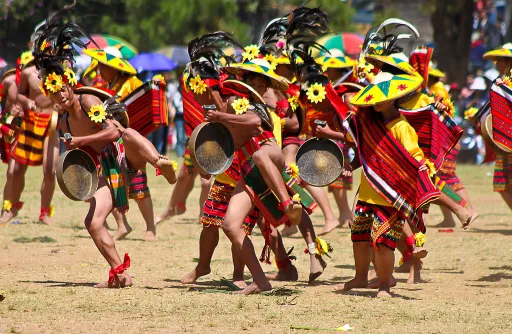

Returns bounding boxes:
[395,122,424,162]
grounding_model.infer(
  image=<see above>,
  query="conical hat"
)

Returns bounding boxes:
[224,58,289,91]
[83,46,136,75]
[483,43,512,61]
[428,62,445,78]
[275,53,304,65]
[350,72,423,107]
[315,49,356,69]
[365,52,418,76]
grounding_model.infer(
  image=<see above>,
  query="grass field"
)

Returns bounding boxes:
[0,163,511,333]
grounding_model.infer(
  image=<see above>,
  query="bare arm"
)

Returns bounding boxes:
[16,70,35,111]
[284,110,299,133]
[63,120,120,150]
[216,110,261,130]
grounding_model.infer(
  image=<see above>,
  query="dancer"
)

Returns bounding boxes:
[0,49,59,225]
[32,16,176,287]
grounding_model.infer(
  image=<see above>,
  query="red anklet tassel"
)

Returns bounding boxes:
[109,253,131,283]
[39,206,50,221]
[176,202,186,211]
[404,234,415,257]
[277,199,292,211]
[275,257,291,270]
[154,164,162,176]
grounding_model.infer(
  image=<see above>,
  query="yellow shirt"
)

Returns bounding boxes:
[112,75,143,100]
[348,114,424,207]
[429,81,449,101]
[399,92,434,110]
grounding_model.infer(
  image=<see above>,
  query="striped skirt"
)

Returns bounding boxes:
[437,142,464,191]
[494,153,512,192]
[12,110,51,166]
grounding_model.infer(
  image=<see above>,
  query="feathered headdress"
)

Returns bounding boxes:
[361,18,420,57]
[31,1,96,96]
[185,32,242,94]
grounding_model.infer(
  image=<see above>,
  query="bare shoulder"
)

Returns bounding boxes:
[79,94,103,111]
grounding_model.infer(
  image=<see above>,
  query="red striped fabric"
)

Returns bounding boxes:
[182,80,204,138]
[490,84,512,151]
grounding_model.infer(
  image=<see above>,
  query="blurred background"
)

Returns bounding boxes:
[1,0,510,163]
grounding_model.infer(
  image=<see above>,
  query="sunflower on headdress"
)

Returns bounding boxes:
[306,83,327,104]
[264,54,277,70]
[288,95,299,111]
[64,68,78,86]
[39,83,48,96]
[40,40,51,51]
[189,75,207,95]
[20,51,34,67]
[44,73,63,93]
[242,45,260,62]
[88,104,107,123]
[232,97,250,115]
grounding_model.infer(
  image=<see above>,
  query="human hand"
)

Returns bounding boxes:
[204,109,221,123]
[60,134,81,150]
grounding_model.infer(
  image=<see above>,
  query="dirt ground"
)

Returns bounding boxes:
[0,163,511,334]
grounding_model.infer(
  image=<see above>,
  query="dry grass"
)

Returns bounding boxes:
[0,163,511,333]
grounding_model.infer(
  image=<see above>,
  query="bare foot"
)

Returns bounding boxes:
[155,208,174,225]
[113,224,132,241]
[309,254,327,284]
[319,218,340,236]
[156,159,177,185]
[367,275,397,289]
[334,277,368,291]
[455,207,471,228]
[144,229,156,241]
[396,260,413,273]
[267,265,298,281]
[412,247,428,259]
[376,289,393,298]
[433,220,456,228]
[368,268,377,281]
[337,218,352,229]
[234,281,272,295]
[94,272,133,288]
[281,225,298,237]
[284,202,302,226]
[181,266,211,284]
[232,280,248,289]
[408,258,424,284]
[39,214,52,225]
[463,211,479,230]
[0,210,17,224]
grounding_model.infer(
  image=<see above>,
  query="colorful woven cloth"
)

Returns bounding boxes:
[281,170,318,214]
[183,79,204,138]
[128,169,151,200]
[351,201,406,251]
[490,83,512,151]
[200,180,258,235]
[12,110,51,166]
[99,140,129,213]
[345,110,440,233]
[494,154,512,192]
[400,104,463,170]
[438,142,464,191]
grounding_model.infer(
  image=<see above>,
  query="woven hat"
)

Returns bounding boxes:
[350,71,423,107]
[224,57,289,91]
[315,48,356,69]
[365,52,418,76]
[483,43,512,61]
[428,62,445,78]
[83,46,136,75]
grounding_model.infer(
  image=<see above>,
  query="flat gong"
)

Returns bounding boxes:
[481,113,512,155]
[189,122,235,175]
[56,149,99,201]
[296,138,344,187]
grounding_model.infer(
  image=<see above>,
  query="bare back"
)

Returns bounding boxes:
[1,75,18,113]
[19,66,53,113]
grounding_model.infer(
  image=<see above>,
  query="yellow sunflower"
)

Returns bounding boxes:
[171,160,178,172]
[20,51,34,67]
[44,73,63,93]
[40,40,51,51]
[3,200,12,211]
[48,205,55,217]
[64,68,78,86]
[464,107,478,120]
[88,104,107,123]
[414,232,426,247]
[424,159,436,178]
[242,45,260,62]
[231,97,250,115]
[315,237,333,256]
[189,75,207,95]
[288,95,299,111]
[264,54,277,70]
[306,83,327,104]
[288,163,300,179]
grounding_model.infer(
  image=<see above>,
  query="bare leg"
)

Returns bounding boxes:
[332,188,353,228]
[334,242,372,291]
[280,145,300,237]
[199,176,212,217]
[434,192,471,227]
[231,245,248,289]
[0,161,27,224]
[407,257,423,284]
[295,212,327,283]
[305,185,339,234]
[222,182,272,294]
[156,166,198,224]
[436,205,457,228]
[39,133,59,224]
[112,209,132,240]
[252,143,302,225]
[181,226,219,284]
[2,159,15,207]
[134,197,156,241]
[374,245,394,297]
[262,217,299,282]
[86,182,132,288]
[122,128,176,184]
[499,189,512,211]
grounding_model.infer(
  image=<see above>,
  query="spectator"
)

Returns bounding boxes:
[166,70,185,157]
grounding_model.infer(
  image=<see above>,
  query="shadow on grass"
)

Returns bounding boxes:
[490,265,512,271]
[19,280,96,287]
[465,228,512,236]
[13,236,56,243]
[334,264,356,270]
[475,272,512,282]
[334,289,420,300]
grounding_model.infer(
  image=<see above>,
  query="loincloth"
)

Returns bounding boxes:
[12,110,51,166]
[494,153,512,192]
